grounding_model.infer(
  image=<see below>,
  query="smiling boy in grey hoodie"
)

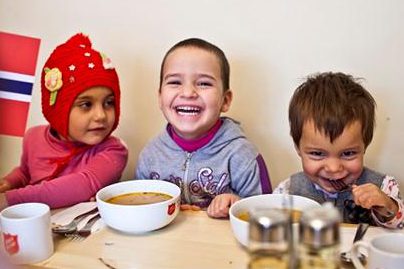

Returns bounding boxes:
[135,38,271,218]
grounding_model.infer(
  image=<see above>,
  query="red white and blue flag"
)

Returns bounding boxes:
[0,31,41,137]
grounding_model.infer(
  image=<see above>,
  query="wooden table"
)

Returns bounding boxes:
[19,210,249,269]
[14,210,404,269]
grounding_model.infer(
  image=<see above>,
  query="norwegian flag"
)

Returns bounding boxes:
[0,31,40,137]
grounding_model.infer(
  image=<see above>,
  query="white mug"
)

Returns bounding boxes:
[0,203,54,264]
[351,233,404,269]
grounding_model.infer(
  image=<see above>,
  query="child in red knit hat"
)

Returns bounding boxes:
[0,33,128,210]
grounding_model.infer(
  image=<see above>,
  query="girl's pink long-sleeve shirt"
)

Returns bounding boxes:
[4,125,128,208]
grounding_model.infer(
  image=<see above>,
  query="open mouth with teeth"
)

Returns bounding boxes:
[175,106,201,115]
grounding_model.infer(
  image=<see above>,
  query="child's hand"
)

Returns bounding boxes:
[352,183,398,216]
[180,204,201,211]
[207,193,240,219]
[0,193,8,211]
[0,179,11,193]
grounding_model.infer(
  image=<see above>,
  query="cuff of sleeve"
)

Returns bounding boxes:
[373,196,404,229]
[4,190,19,207]
[3,167,26,189]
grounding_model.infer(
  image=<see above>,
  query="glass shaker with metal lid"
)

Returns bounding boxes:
[248,208,290,269]
[298,202,341,269]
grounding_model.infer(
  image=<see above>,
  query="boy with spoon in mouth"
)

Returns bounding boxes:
[274,72,403,228]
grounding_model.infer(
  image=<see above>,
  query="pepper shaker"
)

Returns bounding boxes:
[298,202,341,269]
[248,208,290,269]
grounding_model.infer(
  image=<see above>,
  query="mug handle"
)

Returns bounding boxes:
[351,241,369,269]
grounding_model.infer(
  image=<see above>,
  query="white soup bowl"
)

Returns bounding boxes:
[96,180,181,233]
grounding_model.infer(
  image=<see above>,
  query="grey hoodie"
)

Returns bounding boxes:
[135,117,271,208]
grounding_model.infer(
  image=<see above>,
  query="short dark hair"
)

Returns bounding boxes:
[289,72,376,148]
[159,38,230,91]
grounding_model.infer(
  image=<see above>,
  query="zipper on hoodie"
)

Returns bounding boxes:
[182,152,193,203]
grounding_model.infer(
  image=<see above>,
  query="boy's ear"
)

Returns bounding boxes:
[158,89,163,110]
[220,90,233,112]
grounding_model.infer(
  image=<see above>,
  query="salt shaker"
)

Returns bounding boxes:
[248,208,290,269]
[298,203,341,269]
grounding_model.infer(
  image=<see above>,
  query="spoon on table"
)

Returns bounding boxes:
[52,207,98,235]
[340,222,369,265]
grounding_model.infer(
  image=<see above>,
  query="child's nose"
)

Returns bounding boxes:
[181,83,197,97]
[93,106,107,121]
[324,158,343,173]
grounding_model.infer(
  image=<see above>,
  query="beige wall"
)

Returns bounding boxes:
[1,0,403,193]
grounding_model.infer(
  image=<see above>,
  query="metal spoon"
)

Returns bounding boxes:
[66,213,101,240]
[340,222,369,265]
[52,207,98,234]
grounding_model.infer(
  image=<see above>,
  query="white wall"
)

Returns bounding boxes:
[1,0,403,193]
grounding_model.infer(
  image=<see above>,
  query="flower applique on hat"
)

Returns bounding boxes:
[101,53,114,69]
[43,67,63,105]
[41,33,121,139]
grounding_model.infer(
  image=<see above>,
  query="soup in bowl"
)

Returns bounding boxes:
[229,194,321,247]
[96,180,181,233]
[106,191,173,205]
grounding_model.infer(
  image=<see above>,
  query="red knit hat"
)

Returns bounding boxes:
[41,33,120,139]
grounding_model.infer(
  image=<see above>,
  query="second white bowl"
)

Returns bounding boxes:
[229,194,321,247]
